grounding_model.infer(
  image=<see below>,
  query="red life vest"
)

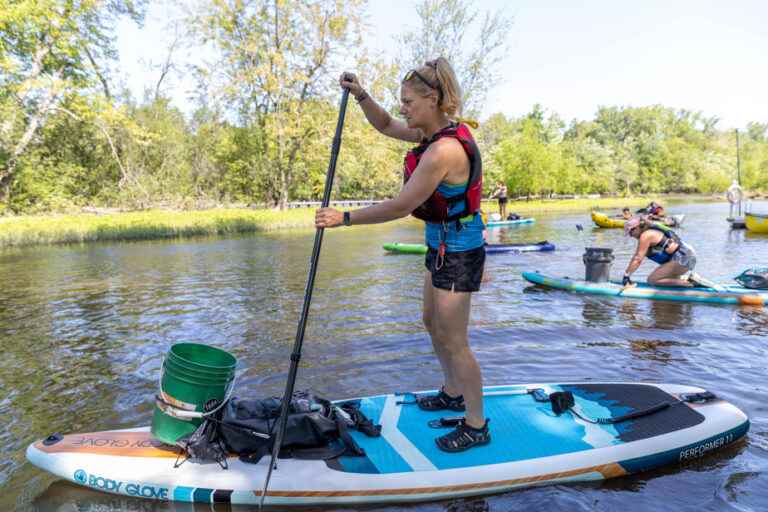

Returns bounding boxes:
[403,123,483,223]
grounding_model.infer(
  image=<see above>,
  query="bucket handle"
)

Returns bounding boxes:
[156,355,239,420]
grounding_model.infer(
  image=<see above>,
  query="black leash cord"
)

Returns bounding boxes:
[569,401,672,425]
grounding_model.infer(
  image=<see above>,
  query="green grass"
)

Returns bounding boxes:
[0,195,715,248]
[0,208,322,248]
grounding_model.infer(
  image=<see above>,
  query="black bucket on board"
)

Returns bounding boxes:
[583,247,614,282]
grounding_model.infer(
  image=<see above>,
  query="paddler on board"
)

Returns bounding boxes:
[621,216,706,289]
[315,57,490,452]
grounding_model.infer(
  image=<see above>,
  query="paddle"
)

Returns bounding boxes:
[687,272,726,291]
[258,81,351,509]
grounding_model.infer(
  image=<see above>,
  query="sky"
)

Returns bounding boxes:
[116,0,768,129]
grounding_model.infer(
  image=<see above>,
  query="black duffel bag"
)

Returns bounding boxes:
[219,393,338,453]
[180,390,380,466]
[735,268,768,289]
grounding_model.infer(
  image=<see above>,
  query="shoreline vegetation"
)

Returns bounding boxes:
[0,195,730,249]
[4,0,766,241]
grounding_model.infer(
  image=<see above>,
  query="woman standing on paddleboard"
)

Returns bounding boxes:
[315,58,489,452]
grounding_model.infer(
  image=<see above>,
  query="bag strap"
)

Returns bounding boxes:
[334,413,366,456]
[338,402,382,437]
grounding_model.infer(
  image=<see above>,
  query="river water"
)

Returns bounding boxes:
[2,200,767,511]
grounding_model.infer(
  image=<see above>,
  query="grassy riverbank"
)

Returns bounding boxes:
[0,208,322,248]
[0,195,720,248]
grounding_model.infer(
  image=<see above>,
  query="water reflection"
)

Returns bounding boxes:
[581,298,615,327]
[745,231,768,240]
[445,497,490,512]
[626,338,687,363]
[727,228,747,243]
[648,300,693,330]
[5,203,768,511]
[734,307,768,337]
[570,285,698,331]
[32,481,220,511]
[617,300,643,326]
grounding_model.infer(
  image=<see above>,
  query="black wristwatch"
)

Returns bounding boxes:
[343,211,351,226]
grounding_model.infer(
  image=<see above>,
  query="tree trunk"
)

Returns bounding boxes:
[84,47,112,100]
[278,164,288,210]
[0,168,13,203]
[0,71,61,202]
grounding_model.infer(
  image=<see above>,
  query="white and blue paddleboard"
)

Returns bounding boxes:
[26,382,748,507]
[486,217,535,228]
[523,271,768,307]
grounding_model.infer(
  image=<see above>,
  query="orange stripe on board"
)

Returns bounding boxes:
[739,295,765,306]
[34,431,182,458]
[253,463,627,498]
[628,288,765,307]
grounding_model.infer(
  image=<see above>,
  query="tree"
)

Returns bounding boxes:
[561,138,614,194]
[394,0,512,117]
[494,118,562,199]
[0,0,147,205]
[193,0,364,209]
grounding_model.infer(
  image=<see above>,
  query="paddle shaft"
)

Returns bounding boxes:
[259,86,351,507]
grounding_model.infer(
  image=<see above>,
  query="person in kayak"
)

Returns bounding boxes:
[622,216,698,287]
[315,58,490,452]
[643,201,670,221]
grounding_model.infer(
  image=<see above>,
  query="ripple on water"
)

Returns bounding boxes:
[2,203,768,511]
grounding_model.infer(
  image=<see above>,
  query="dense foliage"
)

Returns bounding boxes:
[0,1,764,215]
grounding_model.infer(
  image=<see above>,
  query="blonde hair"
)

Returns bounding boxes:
[402,57,463,118]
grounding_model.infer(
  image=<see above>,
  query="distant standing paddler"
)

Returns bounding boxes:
[727,180,744,219]
[315,58,489,452]
[490,181,508,219]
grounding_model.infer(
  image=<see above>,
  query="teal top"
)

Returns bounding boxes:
[424,181,485,252]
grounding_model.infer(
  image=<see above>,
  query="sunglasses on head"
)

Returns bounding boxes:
[403,69,440,91]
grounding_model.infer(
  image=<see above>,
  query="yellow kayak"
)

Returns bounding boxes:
[746,212,768,233]
[591,211,626,228]
[591,211,685,229]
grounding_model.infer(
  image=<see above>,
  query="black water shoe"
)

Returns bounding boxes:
[417,388,465,411]
[436,419,490,452]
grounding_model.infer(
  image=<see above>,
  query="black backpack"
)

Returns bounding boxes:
[179,391,380,466]
[735,268,768,289]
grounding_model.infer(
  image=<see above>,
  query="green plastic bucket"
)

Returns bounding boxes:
[162,358,232,385]
[168,343,236,376]
[151,343,236,445]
